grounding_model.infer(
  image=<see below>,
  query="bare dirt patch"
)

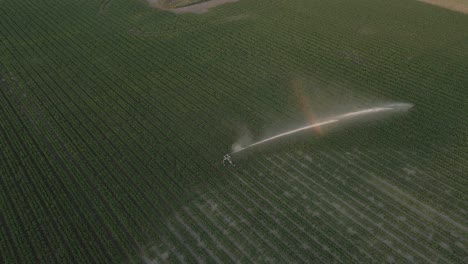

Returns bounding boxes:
[417,0,468,14]
[148,0,239,14]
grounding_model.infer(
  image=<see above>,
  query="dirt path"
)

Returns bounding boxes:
[148,0,239,14]
[417,0,468,14]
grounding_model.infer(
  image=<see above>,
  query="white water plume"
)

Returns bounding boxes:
[231,103,413,154]
[231,125,253,152]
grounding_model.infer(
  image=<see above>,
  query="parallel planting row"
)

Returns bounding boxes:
[0,0,466,262]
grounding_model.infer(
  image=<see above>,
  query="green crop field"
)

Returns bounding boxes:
[0,0,467,262]
[154,0,210,9]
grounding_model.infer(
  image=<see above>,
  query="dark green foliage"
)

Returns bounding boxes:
[0,0,467,262]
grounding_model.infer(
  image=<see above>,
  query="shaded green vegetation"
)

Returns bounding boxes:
[0,0,467,262]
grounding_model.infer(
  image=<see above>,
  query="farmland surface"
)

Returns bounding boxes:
[0,0,467,263]
[150,0,209,9]
[417,0,468,14]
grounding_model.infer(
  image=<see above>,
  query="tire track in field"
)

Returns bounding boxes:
[99,0,113,15]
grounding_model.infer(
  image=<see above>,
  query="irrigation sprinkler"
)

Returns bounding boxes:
[226,103,413,158]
